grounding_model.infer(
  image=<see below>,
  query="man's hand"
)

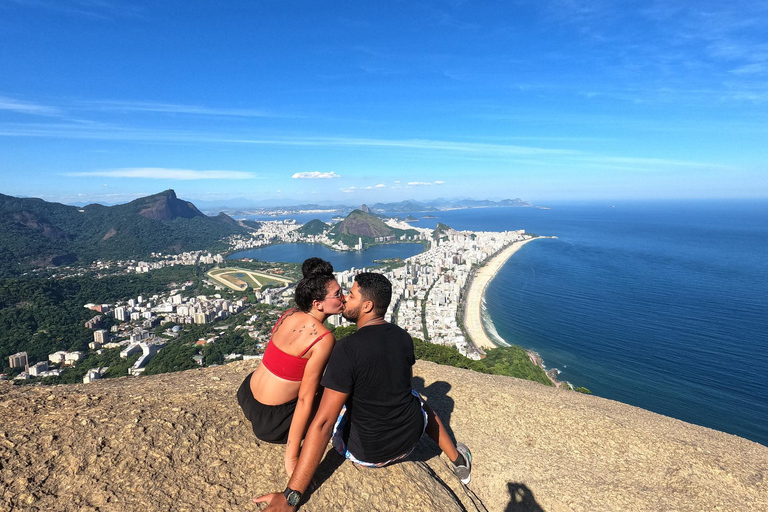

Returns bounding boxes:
[253,492,295,511]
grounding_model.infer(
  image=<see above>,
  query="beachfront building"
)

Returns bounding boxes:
[388,228,526,357]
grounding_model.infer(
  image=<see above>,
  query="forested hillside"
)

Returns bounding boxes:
[0,190,247,276]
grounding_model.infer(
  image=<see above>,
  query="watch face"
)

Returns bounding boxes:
[285,489,301,506]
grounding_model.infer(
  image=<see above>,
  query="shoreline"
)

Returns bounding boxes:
[462,236,562,386]
[462,237,539,350]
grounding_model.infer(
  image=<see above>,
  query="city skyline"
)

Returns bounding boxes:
[1,1,767,205]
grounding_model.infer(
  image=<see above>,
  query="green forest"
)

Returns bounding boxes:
[0,265,214,373]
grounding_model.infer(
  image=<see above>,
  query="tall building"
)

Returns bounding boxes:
[93,329,108,345]
[8,351,28,369]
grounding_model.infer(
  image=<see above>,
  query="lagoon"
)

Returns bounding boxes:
[227,242,424,271]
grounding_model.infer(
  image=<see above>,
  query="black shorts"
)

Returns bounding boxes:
[237,371,298,444]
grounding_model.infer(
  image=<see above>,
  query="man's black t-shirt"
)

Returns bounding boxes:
[320,323,423,463]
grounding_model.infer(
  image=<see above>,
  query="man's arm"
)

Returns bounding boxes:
[253,388,349,511]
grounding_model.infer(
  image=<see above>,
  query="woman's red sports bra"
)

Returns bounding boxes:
[261,310,333,382]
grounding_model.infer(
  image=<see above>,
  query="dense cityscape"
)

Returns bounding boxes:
[5,215,530,384]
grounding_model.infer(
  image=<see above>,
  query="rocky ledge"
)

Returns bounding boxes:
[1,360,766,512]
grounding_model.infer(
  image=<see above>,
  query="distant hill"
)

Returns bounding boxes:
[327,209,420,248]
[370,198,532,213]
[0,190,247,275]
[297,219,330,235]
[434,222,453,238]
[330,209,394,238]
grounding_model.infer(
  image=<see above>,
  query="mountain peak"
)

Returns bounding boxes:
[130,190,204,221]
[334,209,393,238]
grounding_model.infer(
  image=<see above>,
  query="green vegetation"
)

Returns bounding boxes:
[434,222,452,239]
[0,190,246,276]
[297,219,329,235]
[414,338,553,385]
[241,220,262,230]
[13,347,141,386]
[146,304,281,374]
[327,209,420,248]
[0,265,213,371]
[480,346,553,386]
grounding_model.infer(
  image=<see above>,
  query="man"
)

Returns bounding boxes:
[255,272,471,511]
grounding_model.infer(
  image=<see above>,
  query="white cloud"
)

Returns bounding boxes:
[340,186,357,193]
[67,168,256,180]
[292,171,341,179]
[375,183,386,188]
[0,96,62,116]
[408,180,446,187]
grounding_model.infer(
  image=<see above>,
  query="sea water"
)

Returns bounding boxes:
[240,201,768,446]
[474,201,767,446]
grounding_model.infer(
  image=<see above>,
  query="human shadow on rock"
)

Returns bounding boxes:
[411,377,458,461]
[301,448,346,502]
[413,377,457,441]
[505,483,547,512]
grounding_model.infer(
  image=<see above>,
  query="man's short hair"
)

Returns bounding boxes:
[355,272,392,316]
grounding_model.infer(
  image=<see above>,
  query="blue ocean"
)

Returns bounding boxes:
[238,201,768,446]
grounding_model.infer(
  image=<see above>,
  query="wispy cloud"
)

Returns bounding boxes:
[67,168,256,180]
[82,100,291,118]
[729,63,768,75]
[340,183,387,192]
[0,120,622,157]
[3,0,143,20]
[0,121,728,172]
[292,171,341,179]
[408,181,445,187]
[0,96,62,116]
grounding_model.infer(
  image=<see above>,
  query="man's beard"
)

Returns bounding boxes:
[342,304,360,323]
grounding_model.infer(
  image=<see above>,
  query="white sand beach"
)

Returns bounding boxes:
[463,237,540,350]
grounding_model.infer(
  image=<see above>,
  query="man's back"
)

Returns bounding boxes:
[321,323,423,463]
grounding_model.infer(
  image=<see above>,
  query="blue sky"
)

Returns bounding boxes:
[1,0,767,206]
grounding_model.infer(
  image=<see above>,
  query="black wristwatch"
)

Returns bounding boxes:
[284,486,302,507]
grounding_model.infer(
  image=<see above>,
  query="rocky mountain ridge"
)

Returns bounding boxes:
[2,360,766,512]
[0,190,246,275]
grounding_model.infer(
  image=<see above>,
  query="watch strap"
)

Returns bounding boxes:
[284,486,302,506]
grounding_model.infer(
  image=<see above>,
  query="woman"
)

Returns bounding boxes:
[237,257,344,476]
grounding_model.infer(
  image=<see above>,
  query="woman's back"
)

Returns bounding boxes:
[250,309,331,405]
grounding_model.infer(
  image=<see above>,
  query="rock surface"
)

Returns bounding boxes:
[1,360,766,512]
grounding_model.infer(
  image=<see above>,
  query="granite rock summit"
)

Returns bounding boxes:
[1,360,766,511]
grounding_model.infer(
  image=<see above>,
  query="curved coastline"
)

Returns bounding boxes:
[463,237,541,350]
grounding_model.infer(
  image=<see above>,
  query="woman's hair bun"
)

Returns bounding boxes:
[302,257,334,279]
